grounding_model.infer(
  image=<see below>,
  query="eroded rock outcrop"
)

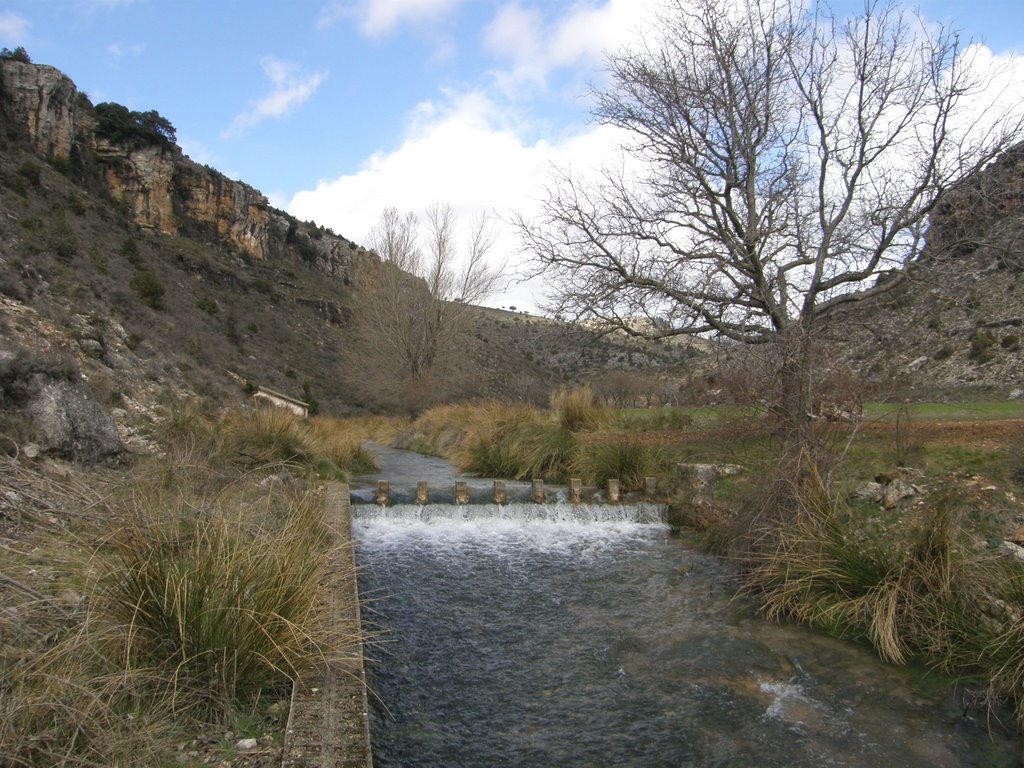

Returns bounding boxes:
[0,59,89,160]
[0,58,358,277]
[26,379,123,462]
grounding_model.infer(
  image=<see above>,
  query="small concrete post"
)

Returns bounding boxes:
[569,478,582,504]
[455,480,469,505]
[531,479,545,504]
[376,480,389,506]
[644,476,657,499]
[493,480,507,504]
[607,478,620,503]
[416,480,429,505]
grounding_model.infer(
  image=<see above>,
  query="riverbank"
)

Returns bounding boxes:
[0,406,376,767]
[386,394,1024,726]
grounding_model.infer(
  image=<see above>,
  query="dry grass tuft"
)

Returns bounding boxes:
[0,408,365,766]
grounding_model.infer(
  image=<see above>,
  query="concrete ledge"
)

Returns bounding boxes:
[282,483,373,768]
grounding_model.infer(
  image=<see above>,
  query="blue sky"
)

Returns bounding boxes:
[1,0,1022,309]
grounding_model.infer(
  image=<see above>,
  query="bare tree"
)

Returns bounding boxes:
[514,0,1023,440]
[348,203,503,409]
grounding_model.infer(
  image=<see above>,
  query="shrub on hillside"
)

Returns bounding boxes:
[0,347,79,405]
[129,269,165,309]
[969,330,996,364]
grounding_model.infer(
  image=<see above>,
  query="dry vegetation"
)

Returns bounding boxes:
[0,406,375,767]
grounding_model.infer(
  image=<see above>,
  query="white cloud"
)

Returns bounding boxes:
[318,0,464,36]
[287,89,626,310]
[223,56,327,138]
[106,41,144,59]
[0,10,30,43]
[484,0,658,93]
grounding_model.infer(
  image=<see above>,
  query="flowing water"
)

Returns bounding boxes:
[353,503,1019,767]
[350,445,1019,766]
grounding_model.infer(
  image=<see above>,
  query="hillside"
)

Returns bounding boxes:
[824,142,1024,400]
[0,56,698,454]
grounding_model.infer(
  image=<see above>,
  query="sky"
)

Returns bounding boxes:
[1,0,1023,311]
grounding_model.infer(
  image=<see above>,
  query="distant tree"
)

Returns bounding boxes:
[347,204,503,411]
[302,380,320,416]
[514,0,1023,444]
[129,270,165,310]
[94,102,176,150]
[0,47,31,63]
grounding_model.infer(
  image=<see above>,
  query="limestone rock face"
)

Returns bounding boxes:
[174,163,273,258]
[0,58,358,278]
[0,60,88,160]
[98,141,179,234]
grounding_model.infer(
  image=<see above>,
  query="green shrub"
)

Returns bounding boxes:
[1001,334,1020,351]
[969,330,996,364]
[15,160,41,189]
[120,237,143,266]
[933,344,955,361]
[129,269,165,309]
[196,296,219,315]
[575,437,672,491]
[0,46,31,63]
[466,418,575,482]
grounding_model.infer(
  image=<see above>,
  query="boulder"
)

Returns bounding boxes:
[854,482,885,503]
[27,379,123,462]
[1002,540,1024,562]
[882,478,917,509]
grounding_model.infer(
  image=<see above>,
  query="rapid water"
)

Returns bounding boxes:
[353,504,1020,767]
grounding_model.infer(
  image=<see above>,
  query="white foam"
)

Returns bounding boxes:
[353,504,668,560]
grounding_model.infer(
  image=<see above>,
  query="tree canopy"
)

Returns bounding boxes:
[94,102,177,150]
[516,0,1023,347]
[0,47,31,63]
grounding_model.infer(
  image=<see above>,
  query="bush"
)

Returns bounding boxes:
[98,494,330,721]
[129,269,165,309]
[0,410,361,765]
[575,437,672,491]
[196,296,219,315]
[120,237,143,266]
[0,46,31,63]
[221,408,318,468]
[969,330,996,364]
[0,347,79,405]
[550,384,607,432]
[15,160,41,189]
[466,418,575,482]
[307,418,377,475]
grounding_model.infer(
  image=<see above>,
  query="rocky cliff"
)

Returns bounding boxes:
[0,58,358,277]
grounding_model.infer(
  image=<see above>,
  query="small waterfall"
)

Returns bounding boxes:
[351,501,666,525]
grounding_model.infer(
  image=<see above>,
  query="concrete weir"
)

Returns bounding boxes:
[282,483,373,768]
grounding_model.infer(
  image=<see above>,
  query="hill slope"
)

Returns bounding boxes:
[0,56,697,447]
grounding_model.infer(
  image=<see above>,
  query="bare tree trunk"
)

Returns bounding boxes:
[773,327,815,452]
